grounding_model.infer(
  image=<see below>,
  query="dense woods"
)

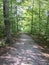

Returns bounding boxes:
[0,0,49,65]
[0,0,49,46]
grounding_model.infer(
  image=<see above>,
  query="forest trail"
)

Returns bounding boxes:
[0,33,49,65]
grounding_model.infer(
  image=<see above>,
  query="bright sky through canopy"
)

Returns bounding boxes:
[16,0,21,2]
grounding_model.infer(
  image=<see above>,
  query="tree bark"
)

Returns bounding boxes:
[31,0,34,34]
[38,0,41,36]
[3,0,12,43]
[45,11,49,37]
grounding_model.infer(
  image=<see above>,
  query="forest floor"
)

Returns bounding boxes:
[0,33,49,65]
[31,35,49,55]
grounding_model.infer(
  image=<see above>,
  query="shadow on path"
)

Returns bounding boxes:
[0,33,49,65]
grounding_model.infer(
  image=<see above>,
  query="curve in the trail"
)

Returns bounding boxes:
[0,33,49,65]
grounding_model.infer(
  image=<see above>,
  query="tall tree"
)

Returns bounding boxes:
[46,11,49,37]
[3,0,12,43]
[38,0,41,35]
[31,0,34,34]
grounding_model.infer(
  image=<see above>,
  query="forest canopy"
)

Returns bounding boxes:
[0,0,49,44]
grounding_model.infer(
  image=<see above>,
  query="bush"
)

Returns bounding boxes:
[0,24,5,38]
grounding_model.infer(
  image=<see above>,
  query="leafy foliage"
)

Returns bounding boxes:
[0,0,49,43]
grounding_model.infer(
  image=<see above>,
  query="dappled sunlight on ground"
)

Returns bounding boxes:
[0,34,49,65]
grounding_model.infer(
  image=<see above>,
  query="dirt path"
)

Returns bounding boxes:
[0,33,49,65]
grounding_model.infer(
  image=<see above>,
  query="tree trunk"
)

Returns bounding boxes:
[31,0,34,34]
[45,11,49,37]
[38,0,41,36]
[3,0,12,43]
